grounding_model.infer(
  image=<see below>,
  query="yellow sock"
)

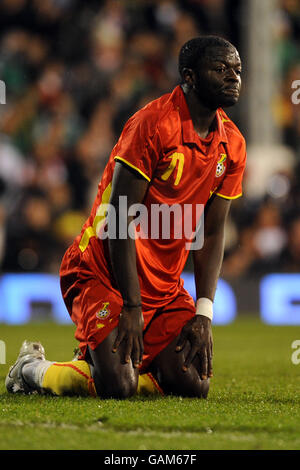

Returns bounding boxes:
[42,360,96,397]
[137,373,164,396]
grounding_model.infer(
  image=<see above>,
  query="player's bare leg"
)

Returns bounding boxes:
[6,334,139,399]
[5,335,160,399]
[149,335,210,398]
[87,327,139,399]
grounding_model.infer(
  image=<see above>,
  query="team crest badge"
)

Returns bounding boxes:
[96,302,111,320]
[216,153,227,177]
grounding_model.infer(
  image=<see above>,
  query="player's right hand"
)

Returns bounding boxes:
[112,306,144,368]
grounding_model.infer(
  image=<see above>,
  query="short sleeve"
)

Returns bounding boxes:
[215,137,247,200]
[113,112,161,182]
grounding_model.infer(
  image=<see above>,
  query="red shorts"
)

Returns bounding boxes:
[60,243,195,373]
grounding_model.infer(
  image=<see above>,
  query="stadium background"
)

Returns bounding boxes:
[0,0,300,325]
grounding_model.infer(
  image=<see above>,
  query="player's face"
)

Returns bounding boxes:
[193,46,242,109]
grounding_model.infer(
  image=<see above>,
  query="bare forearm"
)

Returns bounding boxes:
[108,214,141,306]
[193,229,225,301]
[107,162,148,307]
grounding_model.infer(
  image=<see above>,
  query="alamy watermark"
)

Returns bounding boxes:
[95,197,205,250]
[0,80,6,104]
[291,80,300,105]
[291,340,300,365]
[0,340,6,364]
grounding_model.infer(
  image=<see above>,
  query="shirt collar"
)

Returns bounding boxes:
[173,85,229,149]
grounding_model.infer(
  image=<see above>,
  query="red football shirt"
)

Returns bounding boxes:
[76,85,246,308]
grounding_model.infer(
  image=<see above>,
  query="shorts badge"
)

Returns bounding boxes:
[96,302,111,320]
[216,153,227,177]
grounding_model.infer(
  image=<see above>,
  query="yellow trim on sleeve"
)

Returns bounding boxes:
[215,192,242,200]
[114,156,151,182]
[79,183,112,252]
[79,226,96,252]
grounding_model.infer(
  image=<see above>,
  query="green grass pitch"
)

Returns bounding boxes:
[0,316,300,450]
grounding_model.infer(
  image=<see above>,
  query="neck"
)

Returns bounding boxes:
[182,84,217,139]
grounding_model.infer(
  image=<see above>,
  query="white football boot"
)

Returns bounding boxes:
[5,340,45,394]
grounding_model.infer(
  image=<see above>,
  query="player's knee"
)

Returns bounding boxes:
[154,360,209,398]
[163,370,209,398]
[114,377,137,399]
[181,376,210,398]
[93,367,138,399]
[110,374,137,399]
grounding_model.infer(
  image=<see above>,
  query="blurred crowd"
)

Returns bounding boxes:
[222,0,300,279]
[0,0,299,280]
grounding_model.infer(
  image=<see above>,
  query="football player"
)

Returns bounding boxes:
[6,36,246,399]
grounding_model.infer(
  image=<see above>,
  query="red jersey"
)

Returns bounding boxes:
[75,85,246,308]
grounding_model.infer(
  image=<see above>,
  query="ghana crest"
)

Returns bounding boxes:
[96,302,110,319]
[216,153,227,177]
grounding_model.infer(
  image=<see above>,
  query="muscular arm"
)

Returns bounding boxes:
[193,194,231,300]
[107,162,149,366]
[108,162,149,305]
[176,194,231,377]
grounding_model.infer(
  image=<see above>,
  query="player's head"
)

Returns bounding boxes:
[179,36,242,109]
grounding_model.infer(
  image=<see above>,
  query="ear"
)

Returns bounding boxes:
[182,67,195,87]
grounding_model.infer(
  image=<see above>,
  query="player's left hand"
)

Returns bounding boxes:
[175,316,213,379]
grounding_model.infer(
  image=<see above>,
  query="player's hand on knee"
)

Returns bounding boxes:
[112,306,144,368]
[176,316,213,379]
